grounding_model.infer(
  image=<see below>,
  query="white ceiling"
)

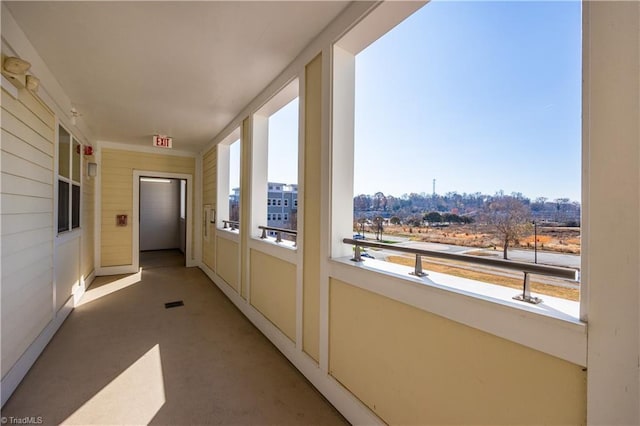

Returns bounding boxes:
[5,1,350,152]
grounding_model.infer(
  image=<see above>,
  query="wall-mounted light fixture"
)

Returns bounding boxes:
[25,75,39,93]
[3,56,31,74]
[87,162,97,178]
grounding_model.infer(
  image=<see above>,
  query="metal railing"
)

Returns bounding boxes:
[343,238,579,305]
[222,220,239,230]
[259,225,297,245]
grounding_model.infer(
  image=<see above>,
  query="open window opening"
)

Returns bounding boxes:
[251,79,299,247]
[217,127,241,233]
[332,1,582,307]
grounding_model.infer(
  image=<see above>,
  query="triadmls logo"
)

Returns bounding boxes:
[1,416,44,425]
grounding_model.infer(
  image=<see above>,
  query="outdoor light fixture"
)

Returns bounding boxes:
[3,56,31,74]
[25,75,39,92]
[87,162,97,178]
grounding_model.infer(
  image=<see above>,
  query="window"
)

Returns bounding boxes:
[284,213,289,221]
[294,199,298,208]
[251,79,300,241]
[57,125,81,233]
[267,214,272,221]
[284,199,289,207]
[332,2,581,303]
[217,128,241,230]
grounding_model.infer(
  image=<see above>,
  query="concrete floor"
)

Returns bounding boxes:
[1,251,348,425]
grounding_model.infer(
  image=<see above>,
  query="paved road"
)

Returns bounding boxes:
[354,232,580,269]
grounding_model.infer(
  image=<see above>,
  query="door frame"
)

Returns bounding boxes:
[133,170,194,271]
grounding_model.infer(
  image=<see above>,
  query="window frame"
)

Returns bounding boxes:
[216,127,242,233]
[56,123,82,235]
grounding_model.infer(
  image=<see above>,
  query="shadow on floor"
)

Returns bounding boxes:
[2,262,348,425]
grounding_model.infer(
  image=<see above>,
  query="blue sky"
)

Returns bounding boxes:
[238,1,582,202]
[354,0,582,202]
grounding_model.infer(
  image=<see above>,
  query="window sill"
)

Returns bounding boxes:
[56,228,82,245]
[249,237,297,264]
[216,228,240,243]
[329,257,586,366]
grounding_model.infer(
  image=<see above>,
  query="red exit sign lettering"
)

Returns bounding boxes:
[153,135,172,148]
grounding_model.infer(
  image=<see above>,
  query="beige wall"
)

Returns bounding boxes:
[82,153,95,278]
[250,249,296,341]
[329,279,587,425]
[1,87,55,378]
[202,147,216,270]
[302,53,322,361]
[100,148,195,267]
[216,237,239,292]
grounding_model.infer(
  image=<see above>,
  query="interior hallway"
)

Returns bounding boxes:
[1,252,348,425]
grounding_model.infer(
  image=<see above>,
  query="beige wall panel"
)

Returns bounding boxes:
[2,244,51,279]
[202,148,216,270]
[216,237,238,291]
[100,149,195,267]
[250,249,296,342]
[82,156,95,278]
[55,238,80,310]
[329,279,587,425]
[302,53,322,361]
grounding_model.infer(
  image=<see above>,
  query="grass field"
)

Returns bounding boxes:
[387,255,579,301]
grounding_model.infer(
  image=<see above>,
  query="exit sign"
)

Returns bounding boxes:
[153,135,172,148]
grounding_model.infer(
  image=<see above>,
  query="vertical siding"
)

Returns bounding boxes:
[1,87,55,378]
[302,54,322,361]
[100,149,195,267]
[202,147,216,269]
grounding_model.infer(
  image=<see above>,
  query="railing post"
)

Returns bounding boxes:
[260,228,267,239]
[351,244,362,262]
[513,272,543,304]
[293,235,297,247]
[276,231,282,243]
[410,254,428,277]
[223,221,228,229]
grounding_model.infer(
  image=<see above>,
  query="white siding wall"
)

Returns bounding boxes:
[1,87,55,379]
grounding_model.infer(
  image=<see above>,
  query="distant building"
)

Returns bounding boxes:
[229,182,298,236]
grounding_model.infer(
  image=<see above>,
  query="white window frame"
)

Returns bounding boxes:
[328,1,586,367]
[56,124,82,235]
[216,127,241,232]
[250,78,300,251]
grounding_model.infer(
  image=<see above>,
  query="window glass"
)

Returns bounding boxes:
[71,184,80,229]
[58,127,70,178]
[58,181,69,232]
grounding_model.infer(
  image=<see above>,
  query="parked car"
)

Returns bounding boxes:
[361,252,375,259]
[353,233,365,240]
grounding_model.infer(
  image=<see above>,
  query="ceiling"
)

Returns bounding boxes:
[4,1,350,152]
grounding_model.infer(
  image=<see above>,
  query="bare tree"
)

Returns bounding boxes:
[483,195,532,259]
[373,215,384,241]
